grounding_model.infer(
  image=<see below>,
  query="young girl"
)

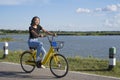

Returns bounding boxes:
[28,16,55,68]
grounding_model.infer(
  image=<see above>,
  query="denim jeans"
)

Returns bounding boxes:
[28,38,46,61]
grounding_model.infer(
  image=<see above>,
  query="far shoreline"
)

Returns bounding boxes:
[0,29,120,36]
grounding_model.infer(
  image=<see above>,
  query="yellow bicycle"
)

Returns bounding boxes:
[20,35,69,78]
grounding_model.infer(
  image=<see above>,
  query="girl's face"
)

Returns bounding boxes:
[34,18,40,25]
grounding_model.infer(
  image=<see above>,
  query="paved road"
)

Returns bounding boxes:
[0,62,120,80]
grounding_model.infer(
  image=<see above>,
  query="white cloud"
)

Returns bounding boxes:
[104,19,113,27]
[77,4,120,14]
[95,5,118,12]
[100,4,118,12]
[96,4,120,12]
[104,14,120,27]
[0,0,33,5]
[0,0,50,5]
[76,8,90,13]
[95,8,102,12]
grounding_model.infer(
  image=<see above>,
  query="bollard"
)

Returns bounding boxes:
[2,42,8,59]
[108,47,116,70]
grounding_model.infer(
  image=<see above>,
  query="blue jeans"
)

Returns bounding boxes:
[28,38,46,61]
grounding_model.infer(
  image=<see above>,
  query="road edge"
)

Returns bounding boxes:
[1,62,120,80]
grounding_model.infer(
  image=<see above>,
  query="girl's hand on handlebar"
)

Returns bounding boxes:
[39,34,44,38]
[53,33,57,36]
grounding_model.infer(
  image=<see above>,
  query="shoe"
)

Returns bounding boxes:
[36,61,41,68]
[41,65,46,69]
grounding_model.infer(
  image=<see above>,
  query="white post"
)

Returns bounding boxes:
[108,47,116,70]
[3,42,8,58]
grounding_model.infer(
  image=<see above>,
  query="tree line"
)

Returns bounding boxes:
[0,29,120,35]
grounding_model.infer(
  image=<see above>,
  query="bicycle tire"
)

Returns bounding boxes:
[20,51,35,73]
[50,54,69,78]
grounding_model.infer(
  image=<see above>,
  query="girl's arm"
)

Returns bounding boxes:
[42,28,55,36]
[31,30,42,37]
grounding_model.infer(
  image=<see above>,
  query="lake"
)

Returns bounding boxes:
[0,34,120,60]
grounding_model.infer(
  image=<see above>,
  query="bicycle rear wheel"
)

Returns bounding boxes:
[20,51,35,73]
[50,54,69,78]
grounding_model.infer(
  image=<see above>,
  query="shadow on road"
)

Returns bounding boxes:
[0,71,57,79]
[78,68,109,72]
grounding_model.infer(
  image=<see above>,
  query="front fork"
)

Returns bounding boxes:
[53,50,61,66]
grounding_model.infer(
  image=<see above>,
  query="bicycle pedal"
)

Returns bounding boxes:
[36,61,41,68]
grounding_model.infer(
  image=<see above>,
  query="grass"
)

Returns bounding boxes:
[0,50,120,78]
[68,56,120,78]
[0,50,22,63]
[0,37,15,42]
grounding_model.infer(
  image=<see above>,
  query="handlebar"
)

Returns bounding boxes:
[43,33,57,43]
[43,33,64,49]
[46,35,56,43]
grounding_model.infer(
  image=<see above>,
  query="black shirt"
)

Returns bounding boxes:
[29,25,42,39]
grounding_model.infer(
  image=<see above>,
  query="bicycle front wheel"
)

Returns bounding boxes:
[50,54,69,78]
[20,51,35,73]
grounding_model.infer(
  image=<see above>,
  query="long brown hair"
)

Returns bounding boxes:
[30,16,40,26]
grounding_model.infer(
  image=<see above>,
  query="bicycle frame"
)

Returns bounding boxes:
[42,47,55,65]
[42,35,59,65]
[26,35,59,66]
[26,46,58,66]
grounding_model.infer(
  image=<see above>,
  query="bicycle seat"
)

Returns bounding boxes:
[29,47,37,50]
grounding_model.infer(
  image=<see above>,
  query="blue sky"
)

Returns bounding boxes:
[0,0,120,31]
